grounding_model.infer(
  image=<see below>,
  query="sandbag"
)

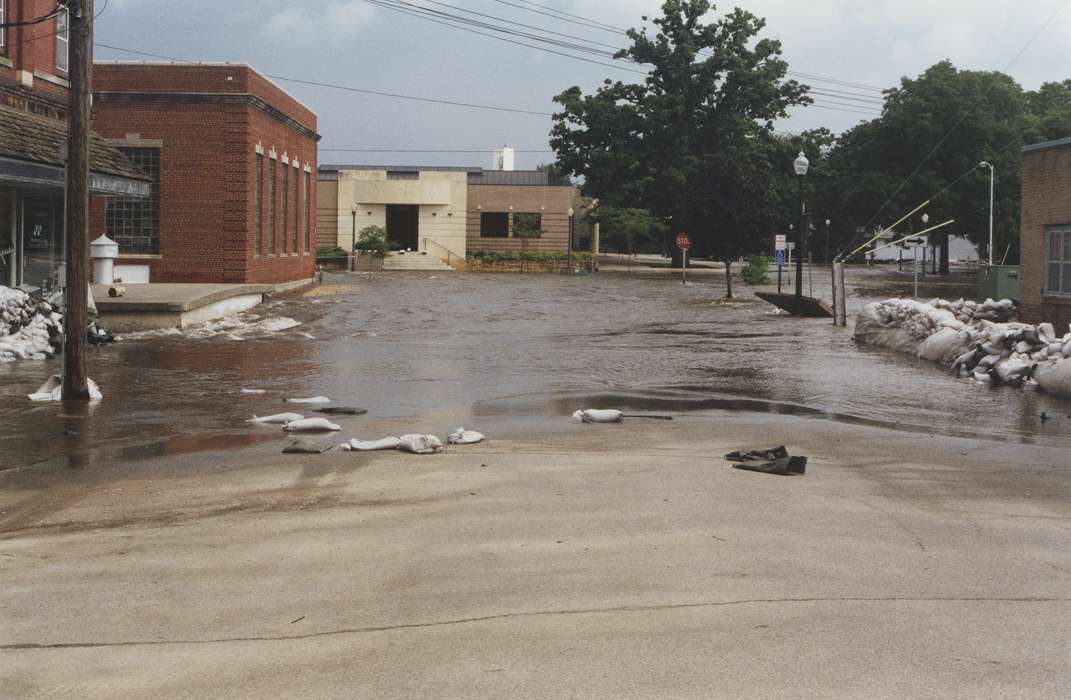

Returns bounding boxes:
[340,437,402,451]
[397,434,444,454]
[1035,357,1071,398]
[285,396,331,404]
[284,418,341,432]
[447,427,486,445]
[248,412,304,424]
[573,409,624,423]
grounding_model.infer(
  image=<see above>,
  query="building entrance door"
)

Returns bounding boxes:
[21,195,62,290]
[0,189,14,287]
[385,204,419,250]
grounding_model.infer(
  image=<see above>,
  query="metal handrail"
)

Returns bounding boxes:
[421,238,464,268]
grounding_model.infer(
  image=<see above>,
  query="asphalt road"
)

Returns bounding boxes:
[3,412,1070,698]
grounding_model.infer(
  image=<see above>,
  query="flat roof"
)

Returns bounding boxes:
[318,165,562,186]
[1022,136,1071,154]
[318,164,483,173]
[93,60,316,118]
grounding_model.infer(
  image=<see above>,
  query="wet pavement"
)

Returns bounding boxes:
[2,266,1070,478]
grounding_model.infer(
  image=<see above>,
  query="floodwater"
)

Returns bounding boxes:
[2,266,1070,476]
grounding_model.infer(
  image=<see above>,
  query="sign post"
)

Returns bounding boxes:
[774,235,787,293]
[676,233,691,285]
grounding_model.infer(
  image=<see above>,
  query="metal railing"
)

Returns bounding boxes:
[421,238,464,269]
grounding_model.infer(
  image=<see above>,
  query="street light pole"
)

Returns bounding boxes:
[980,161,995,266]
[793,151,810,314]
[567,207,575,271]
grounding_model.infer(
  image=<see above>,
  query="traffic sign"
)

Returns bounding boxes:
[774,250,786,266]
[676,233,691,250]
[775,234,787,251]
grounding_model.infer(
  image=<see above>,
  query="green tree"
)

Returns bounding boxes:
[550,0,810,295]
[594,206,667,254]
[536,163,572,186]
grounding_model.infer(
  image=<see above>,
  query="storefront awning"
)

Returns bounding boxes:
[0,106,150,197]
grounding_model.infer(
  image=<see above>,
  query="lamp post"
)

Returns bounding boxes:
[825,218,831,264]
[979,161,995,266]
[350,204,358,271]
[566,206,575,271]
[793,151,809,314]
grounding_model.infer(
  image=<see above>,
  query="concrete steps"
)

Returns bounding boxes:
[382,252,455,272]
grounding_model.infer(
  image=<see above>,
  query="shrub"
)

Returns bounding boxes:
[466,251,593,264]
[742,255,771,285]
[316,245,347,260]
[354,226,390,258]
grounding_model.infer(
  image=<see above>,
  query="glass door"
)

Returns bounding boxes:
[21,194,62,291]
[0,189,13,288]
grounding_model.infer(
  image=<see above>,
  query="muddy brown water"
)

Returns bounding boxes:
[2,267,1070,478]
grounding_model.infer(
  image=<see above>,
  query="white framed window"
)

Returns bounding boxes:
[1045,225,1071,296]
[56,8,69,73]
[1,0,7,51]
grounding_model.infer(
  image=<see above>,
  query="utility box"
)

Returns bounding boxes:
[90,234,119,285]
[978,265,1020,302]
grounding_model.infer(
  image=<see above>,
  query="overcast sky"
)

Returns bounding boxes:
[95,0,1071,170]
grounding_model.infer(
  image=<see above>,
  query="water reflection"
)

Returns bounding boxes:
[1,268,1069,475]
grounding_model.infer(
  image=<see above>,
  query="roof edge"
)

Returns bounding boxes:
[1022,136,1071,154]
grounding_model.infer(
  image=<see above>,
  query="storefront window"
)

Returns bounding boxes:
[0,189,13,288]
[22,195,63,290]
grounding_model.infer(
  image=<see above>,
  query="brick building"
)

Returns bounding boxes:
[91,62,320,285]
[317,165,576,269]
[0,1,149,290]
[1019,137,1071,330]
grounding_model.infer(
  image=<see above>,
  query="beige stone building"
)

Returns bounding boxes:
[318,165,576,269]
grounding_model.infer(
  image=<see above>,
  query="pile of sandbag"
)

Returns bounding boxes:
[0,285,62,361]
[855,297,1071,398]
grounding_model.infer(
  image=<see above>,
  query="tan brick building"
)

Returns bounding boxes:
[91,62,320,285]
[318,165,576,268]
[1019,137,1071,330]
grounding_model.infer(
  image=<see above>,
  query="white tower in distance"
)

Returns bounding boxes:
[493,145,515,171]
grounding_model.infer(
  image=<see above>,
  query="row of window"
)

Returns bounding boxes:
[479,212,542,239]
[0,3,69,72]
[254,152,311,258]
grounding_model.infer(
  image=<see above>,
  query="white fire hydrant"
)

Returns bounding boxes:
[90,234,119,285]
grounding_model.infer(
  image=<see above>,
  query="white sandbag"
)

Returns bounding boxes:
[397,434,444,454]
[1034,357,1071,398]
[993,357,1032,386]
[27,374,103,401]
[241,388,267,395]
[284,417,341,432]
[447,427,486,445]
[573,409,624,423]
[247,412,304,424]
[918,328,970,364]
[340,437,402,451]
[285,396,331,404]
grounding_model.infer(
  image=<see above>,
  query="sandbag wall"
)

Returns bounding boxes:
[0,286,62,361]
[854,297,1071,399]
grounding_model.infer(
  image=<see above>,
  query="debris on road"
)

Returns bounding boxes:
[447,427,486,444]
[283,418,341,432]
[241,388,267,395]
[573,409,624,423]
[284,396,332,404]
[726,446,807,476]
[340,437,402,451]
[315,407,368,416]
[282,440,336,454]
[397,434,444,454]
[247,413,304,424]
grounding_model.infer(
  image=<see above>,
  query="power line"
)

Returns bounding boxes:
[94,42,555,117]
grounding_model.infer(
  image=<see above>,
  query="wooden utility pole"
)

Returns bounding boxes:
[63,0,92,399]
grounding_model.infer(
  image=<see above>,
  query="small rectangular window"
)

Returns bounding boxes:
[513,213,542,239]
[268,158,276,254]
[254,153,263,256]
[1045,226,1071,295]
[281,165,289,254]
[0,0,7,51]
[386,171,419,181]
[480,212,509,238]
[56,8,68,73]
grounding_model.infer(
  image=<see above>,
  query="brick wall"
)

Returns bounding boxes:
[1019,142,1071,332]
[0,0,69,119]
[91,63,319,284]
[466,184,573,254]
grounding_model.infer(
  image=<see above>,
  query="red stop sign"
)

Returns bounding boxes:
[676,233,691,250]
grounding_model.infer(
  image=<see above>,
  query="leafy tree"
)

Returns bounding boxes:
[536,163,573,186]
[593,206,666,254]
[550,0,810,295]
[355,225,390,258]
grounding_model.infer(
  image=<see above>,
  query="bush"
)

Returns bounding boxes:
[466,251,593,264]
[316,245,347,260]
[354,226,390,258]
[742,255,771,285]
